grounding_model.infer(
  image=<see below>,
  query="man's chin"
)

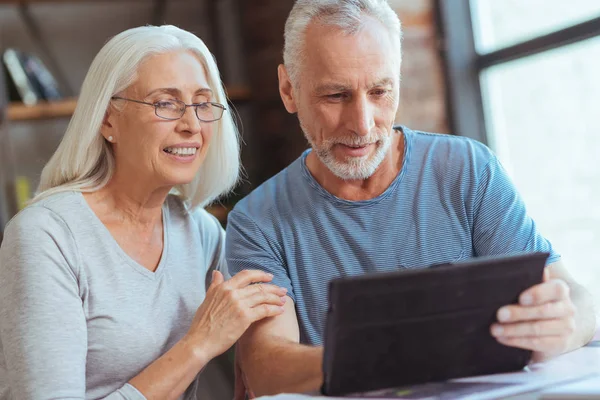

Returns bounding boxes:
[325,160,377,181]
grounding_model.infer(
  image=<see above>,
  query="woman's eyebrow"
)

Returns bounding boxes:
[144,87,213,97]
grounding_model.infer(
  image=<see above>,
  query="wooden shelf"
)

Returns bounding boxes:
[6,86,251,122]
[0,1,123,4]
[225,85,251,102]
[7,98,78,121]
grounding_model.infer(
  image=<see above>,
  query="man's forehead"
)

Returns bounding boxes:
[312,77,396,93]
[301,22,399,78]
[303,16,398,53]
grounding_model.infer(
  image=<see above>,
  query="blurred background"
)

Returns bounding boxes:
[0,0,598,397]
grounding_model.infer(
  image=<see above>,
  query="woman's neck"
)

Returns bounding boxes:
[86,175,170,227]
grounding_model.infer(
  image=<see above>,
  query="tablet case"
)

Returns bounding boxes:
[322,252,549,396]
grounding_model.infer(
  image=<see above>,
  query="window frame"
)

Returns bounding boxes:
[436,0,600,144]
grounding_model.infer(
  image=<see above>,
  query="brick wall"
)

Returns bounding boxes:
[237,0,305,189]
[390,0,449,134]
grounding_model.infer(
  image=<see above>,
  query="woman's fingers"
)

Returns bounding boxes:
[210,270,225,286]
[228,269,274,288]
[246,291,287,308]
[241,283,287,299]
[249,304,286,322]
[204,270,225,295]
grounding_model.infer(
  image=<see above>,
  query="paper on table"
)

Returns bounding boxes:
[541,375,600,399]
[257,371,597,400]
[257,348,600,400]
[347,372,596,399]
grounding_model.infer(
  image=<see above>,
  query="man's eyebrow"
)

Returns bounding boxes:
[372,78,394,87]
[313,79,395,95]
[313,83,351,95]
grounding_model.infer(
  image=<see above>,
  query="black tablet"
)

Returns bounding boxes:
[322,252,550,396]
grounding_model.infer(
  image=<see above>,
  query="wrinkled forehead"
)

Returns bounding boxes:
[300,18,401,89]
[128,50,212,97]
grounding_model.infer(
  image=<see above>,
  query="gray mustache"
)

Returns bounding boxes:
[327,137,382,146]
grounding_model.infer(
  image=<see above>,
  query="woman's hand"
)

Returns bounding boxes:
[186,269,287,363]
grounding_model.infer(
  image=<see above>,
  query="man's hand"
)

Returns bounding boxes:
[490,268,577,362]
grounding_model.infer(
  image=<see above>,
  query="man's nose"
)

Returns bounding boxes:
[349,95,374,136]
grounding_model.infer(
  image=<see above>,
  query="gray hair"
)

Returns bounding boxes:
[33,25,240,209]
[283,0,403,86]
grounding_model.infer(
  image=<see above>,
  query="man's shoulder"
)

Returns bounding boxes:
[232,152,307,221]
[407,127,491,154]
[405,127,496,171]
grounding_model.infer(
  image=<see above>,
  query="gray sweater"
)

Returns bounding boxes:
[0,191,228,399]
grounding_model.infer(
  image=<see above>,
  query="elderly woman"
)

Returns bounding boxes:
[0,25,286,399]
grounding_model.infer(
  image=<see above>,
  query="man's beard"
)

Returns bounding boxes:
[300,120,392,181]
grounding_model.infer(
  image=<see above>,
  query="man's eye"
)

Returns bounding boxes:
[327,93,346,100]
[372,89,388,96]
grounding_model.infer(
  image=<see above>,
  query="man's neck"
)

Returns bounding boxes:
[306,130,404,202]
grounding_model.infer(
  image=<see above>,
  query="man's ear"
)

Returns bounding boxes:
[278,64,298,114]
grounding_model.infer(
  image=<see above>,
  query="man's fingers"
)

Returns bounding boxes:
[518,279,570,306]
[491,318,576,338]
[496,300,576,322]
[496,335,567,354]
[228,269,274,288]
[543,267,550,283]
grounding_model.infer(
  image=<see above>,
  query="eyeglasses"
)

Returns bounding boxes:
[111,96,227,122]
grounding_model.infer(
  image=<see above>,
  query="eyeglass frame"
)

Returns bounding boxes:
[110,96,227,122]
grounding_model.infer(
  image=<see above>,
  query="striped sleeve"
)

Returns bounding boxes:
[472,155,560,264]
[225,209,295,302]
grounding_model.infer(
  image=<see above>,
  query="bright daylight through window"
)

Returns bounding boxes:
[471,0,600,304]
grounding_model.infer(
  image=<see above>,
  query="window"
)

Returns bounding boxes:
[471,0,600,52]
[438,1,600,303]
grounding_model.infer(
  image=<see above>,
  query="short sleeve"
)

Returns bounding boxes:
[225,209,295,302]
[0,205,154,399]
[472,156,560,264]
[0,206,90,398]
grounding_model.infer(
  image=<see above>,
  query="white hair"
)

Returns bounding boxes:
[283,0,403,86]
[33,25,240,209]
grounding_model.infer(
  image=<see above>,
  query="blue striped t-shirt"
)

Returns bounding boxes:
[225,127,559,345]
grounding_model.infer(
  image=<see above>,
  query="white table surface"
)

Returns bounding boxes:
[257,344,600,399]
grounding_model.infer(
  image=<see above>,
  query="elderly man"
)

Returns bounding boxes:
[226,0,596,396]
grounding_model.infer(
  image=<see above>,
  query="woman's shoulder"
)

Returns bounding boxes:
[6,191,81,234]
[1,192,82,268]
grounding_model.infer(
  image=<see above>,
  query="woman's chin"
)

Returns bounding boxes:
[161,173,197,188]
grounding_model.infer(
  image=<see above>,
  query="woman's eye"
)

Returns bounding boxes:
[156,101,179,110]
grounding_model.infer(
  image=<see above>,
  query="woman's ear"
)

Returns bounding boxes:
[101,110,116,143]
